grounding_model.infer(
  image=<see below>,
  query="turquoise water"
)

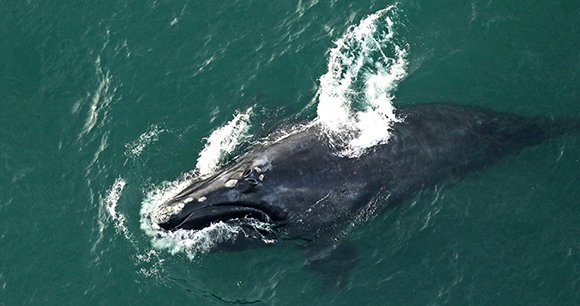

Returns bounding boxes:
[2,0,580,305]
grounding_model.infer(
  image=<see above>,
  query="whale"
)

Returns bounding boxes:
[152,102,578,286]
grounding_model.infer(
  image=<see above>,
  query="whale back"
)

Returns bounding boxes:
[361,103,575,206]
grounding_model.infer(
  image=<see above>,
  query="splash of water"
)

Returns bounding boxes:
[316,5,408,157]
[195,107,253,176]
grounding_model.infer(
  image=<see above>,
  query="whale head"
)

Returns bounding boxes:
[152,125,327,234]
[154,160,289,232]
[151,124,378,248]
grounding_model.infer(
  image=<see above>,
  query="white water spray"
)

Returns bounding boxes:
[317,5,408,157]
[195,107,253,176]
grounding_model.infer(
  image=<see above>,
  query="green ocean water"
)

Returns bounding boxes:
[2,0,580,305]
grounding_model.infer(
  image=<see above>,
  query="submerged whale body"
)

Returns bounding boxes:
[153,102,578,286]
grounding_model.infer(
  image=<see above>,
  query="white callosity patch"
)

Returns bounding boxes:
[316,5,408,157]
[151,201,185,225]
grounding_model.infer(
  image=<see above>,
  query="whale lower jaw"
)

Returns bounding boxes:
[157,201,287,231]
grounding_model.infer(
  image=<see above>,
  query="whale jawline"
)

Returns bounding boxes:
[158,201,286,231]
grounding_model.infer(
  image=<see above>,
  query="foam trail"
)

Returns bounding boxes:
[125,125,164,158]
[105,178,130,236]
[77,55,116,139]
[95,177,168,279]
[93,177,130,255]
[316,5,408,157]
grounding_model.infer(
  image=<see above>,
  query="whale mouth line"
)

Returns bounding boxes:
[158,201,285,231]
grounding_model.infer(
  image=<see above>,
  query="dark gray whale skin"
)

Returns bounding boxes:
[153,102,577,285]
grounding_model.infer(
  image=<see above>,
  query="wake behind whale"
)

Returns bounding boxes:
[147,102,579,286]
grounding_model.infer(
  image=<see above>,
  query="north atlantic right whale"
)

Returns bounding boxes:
[152,102,579,286]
